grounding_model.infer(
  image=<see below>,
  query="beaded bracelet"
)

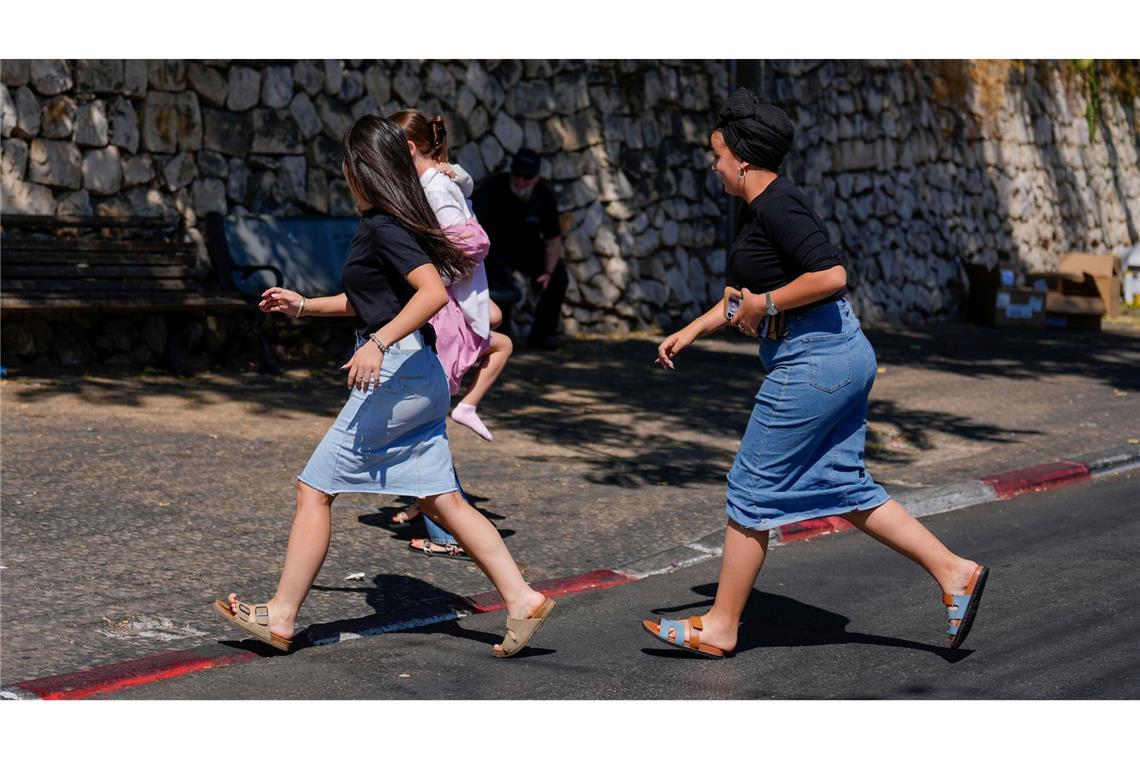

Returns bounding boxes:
[369,333,391,354]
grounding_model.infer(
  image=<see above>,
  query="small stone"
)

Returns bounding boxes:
[250,109,302,154]
[351,95,378,122]
[226,67,261,111]
[2,137,29,178]
[392,65,422,105]
[492,112,523,155]
[40,95,76,139]
[315,94,353,141]
[363,65,390,105]
[293,60,323,95]
[1,85,16,138]
[479,136,504,172]
[12,86,41,139]
[261,66,294,108]
[121,154,155,186]
[289,93,322,139]
[426,63,455,101]
[57,189,93,215]
[141,91,202,152]
[323,60,344,96]
[28,138,82,189]
[187,63,228,107]
[278,155,306,201]
[108,97,140,153]
[304,169,329,213]
[160,152,198,191]
[82,146,122,195]
[339,70,364,102]
[306,135,342,173]
[75,100,110,147]
[148,61,187,92]
[30,60,72,96]
[1,60,30,87]
[508,80,554,119]
[1,174,57,214]
[227,158,249,201]
[74,60,124,94]
[197,149,228,178]
[192,177,227,215]
[202,107,252,157]
[123,61,148,98]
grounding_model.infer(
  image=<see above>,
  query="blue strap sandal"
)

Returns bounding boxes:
[641,615,731,659]
[944,565,989,649]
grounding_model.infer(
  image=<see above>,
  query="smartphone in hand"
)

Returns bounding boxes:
[724,286,743,321]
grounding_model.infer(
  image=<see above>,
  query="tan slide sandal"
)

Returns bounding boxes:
[214,598,292,652]
[494,597,556,658]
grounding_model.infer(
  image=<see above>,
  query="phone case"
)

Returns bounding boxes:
[723,286,743,320]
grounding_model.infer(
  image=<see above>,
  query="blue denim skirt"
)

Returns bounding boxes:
[725,298,890,531]
[298,332,459,498]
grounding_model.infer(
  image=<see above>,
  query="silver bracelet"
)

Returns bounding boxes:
[296,297,306,317]
[369,333,391,354]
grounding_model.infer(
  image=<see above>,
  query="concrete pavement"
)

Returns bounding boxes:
[1,319,1138,692]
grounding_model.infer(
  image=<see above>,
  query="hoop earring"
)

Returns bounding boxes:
[738,168,746,177]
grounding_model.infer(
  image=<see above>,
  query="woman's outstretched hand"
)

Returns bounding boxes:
[730,288,763,337]
[259,287,304,316]
[341,340,384,391]
[656,326,698,370]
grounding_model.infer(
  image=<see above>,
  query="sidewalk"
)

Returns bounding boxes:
[2,319,1138,691]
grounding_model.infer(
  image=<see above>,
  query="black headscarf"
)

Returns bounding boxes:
[715,88,794,172]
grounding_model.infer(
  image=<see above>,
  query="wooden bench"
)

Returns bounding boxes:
[1,213,282,371]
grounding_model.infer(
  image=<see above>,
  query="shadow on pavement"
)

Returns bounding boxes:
[642,584,970,664]
[7,321,1137,486]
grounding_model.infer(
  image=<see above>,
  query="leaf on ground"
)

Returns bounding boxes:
[1113,389,1127,397]
[344,572,365,581]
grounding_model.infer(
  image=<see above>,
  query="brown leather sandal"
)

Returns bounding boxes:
[642,616,731,659]
[214,598,292,652]
[494,597,556,658]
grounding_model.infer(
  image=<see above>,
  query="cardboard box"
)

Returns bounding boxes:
[1059,252,1123,317]
[964,263,1047,328]
[1026,270,1106,330]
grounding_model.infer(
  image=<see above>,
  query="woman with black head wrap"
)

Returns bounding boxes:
[642,89,988,659]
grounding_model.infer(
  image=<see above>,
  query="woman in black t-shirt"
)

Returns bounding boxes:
[215,116,554,658]
[643,90,987,659]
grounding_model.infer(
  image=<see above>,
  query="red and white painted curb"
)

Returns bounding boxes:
[3,443,1135,700]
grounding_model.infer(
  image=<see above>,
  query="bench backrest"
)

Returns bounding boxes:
[206,214,360,297]
[0,214,218,312]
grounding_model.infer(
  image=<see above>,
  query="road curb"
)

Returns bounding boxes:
[4,444,1135,700]
[1,569,635,701]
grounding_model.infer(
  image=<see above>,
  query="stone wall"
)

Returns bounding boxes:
[1,59,731,350]
[749,60,1140,325]
[3,59,1138,358]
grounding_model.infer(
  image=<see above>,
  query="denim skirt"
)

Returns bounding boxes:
[725,298,890,531]
[298,332,459,498]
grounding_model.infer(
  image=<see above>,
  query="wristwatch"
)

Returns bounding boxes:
[764,291,779,316]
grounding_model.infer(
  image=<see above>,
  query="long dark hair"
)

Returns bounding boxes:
[391,109,449,164]
[341,114,472,281]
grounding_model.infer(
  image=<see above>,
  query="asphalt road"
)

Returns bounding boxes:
[103,469,1140,700]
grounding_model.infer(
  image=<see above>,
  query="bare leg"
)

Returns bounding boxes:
[668,519,769,653]
[418,490,545,654]
[489,300,503,331]
[228,480,333,641]
[844,499,979,595]
[459,331,512,408]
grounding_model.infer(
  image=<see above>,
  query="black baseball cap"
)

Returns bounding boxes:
[510,148,541,179]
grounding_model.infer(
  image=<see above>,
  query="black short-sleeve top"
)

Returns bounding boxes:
[342,208,433,335]
[728,176,847,298]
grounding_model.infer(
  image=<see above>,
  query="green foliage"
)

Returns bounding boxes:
[1071,59,1102,139]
